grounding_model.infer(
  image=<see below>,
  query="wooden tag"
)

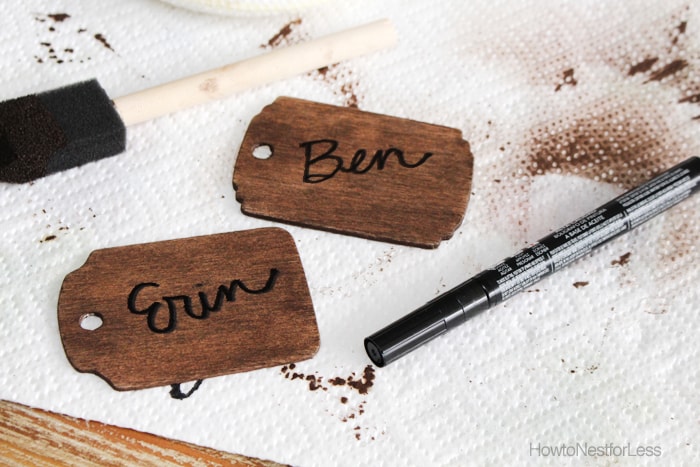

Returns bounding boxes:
[233,97,473,248]
[57,228,319,391]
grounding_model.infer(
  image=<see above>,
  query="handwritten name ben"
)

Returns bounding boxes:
[301,138,434,183]
[128,268,278,333]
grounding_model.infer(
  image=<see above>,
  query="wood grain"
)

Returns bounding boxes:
[57,228,319,390]
[233,97,473,248]
[0,399,286,466]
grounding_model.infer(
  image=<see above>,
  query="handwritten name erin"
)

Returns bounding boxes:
[301,138,434,183]
[127,268,279,333]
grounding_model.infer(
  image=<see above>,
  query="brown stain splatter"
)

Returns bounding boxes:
[605,6,699,122]
[611,252,631,267]
[524,97,676,189]
[346,366,375,395]
[677,20,687,35]
[329,377,346,386]
[518,6,697,196]
[554,68,577,92]
[33,13,113,64]
[264,19,302,48]
[645,59,688,83]
[280,365,376,396]
[340,83,359,108]
[671,20,688,45]
[40,235,57,243]
[47,13,71,22]
[495,5,698,285]
[306,374,324,391]
[573,281,589,288]
[94,33,115,52]
[280,364,377,440]
[629,57,659,76]
[309,64,362,108]
[679,92,700,104]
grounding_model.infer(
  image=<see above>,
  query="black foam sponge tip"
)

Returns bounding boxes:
[0,79,126,183]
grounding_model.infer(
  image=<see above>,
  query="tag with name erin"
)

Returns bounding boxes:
[57,228,319,391]
[233,97,473,248]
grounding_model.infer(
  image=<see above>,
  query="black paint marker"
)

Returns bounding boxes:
[365,157,700,367]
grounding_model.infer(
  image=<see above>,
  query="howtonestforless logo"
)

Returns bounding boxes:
[530,442,662,458]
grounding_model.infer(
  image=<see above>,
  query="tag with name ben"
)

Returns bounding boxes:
[233,97,473,248]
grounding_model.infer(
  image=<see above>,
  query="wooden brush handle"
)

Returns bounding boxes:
[113,19,396,126]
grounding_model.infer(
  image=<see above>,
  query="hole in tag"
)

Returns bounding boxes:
[80,313,103,331]
[252,144,273,160]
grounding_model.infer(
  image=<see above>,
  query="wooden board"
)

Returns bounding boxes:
[233,97,473,248]
[0,400,286,466]
[57,228,319,391]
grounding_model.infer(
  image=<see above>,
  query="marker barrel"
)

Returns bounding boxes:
[365,157,700,367]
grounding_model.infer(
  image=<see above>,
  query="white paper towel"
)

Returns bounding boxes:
[1,0,698,465]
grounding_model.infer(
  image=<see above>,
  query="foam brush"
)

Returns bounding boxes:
[0,19,396,183]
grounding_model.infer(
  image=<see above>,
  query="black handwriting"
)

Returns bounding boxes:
[127,268,279,333]
[301,139,433,183]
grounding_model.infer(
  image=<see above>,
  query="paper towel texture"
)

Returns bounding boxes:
[158,0,330,16]
[0,0,698,465]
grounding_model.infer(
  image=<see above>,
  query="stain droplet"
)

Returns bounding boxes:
[309,64,363,108]
[47,13,70,23]
[329,377,346,386]
[611,252,631,267]
[628,57,659,76]
[265,18,302,48]
[573,281,589,288]
[679,92,700,104]
[280,365,376,395]
[644,59,688,83]
[340,82,359,108]
[346,366,375,395]
[554,68,577,92]
[94,33,115,52]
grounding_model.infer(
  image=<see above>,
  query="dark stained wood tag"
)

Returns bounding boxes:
[57,228,319,391]
[233,97,473,248]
